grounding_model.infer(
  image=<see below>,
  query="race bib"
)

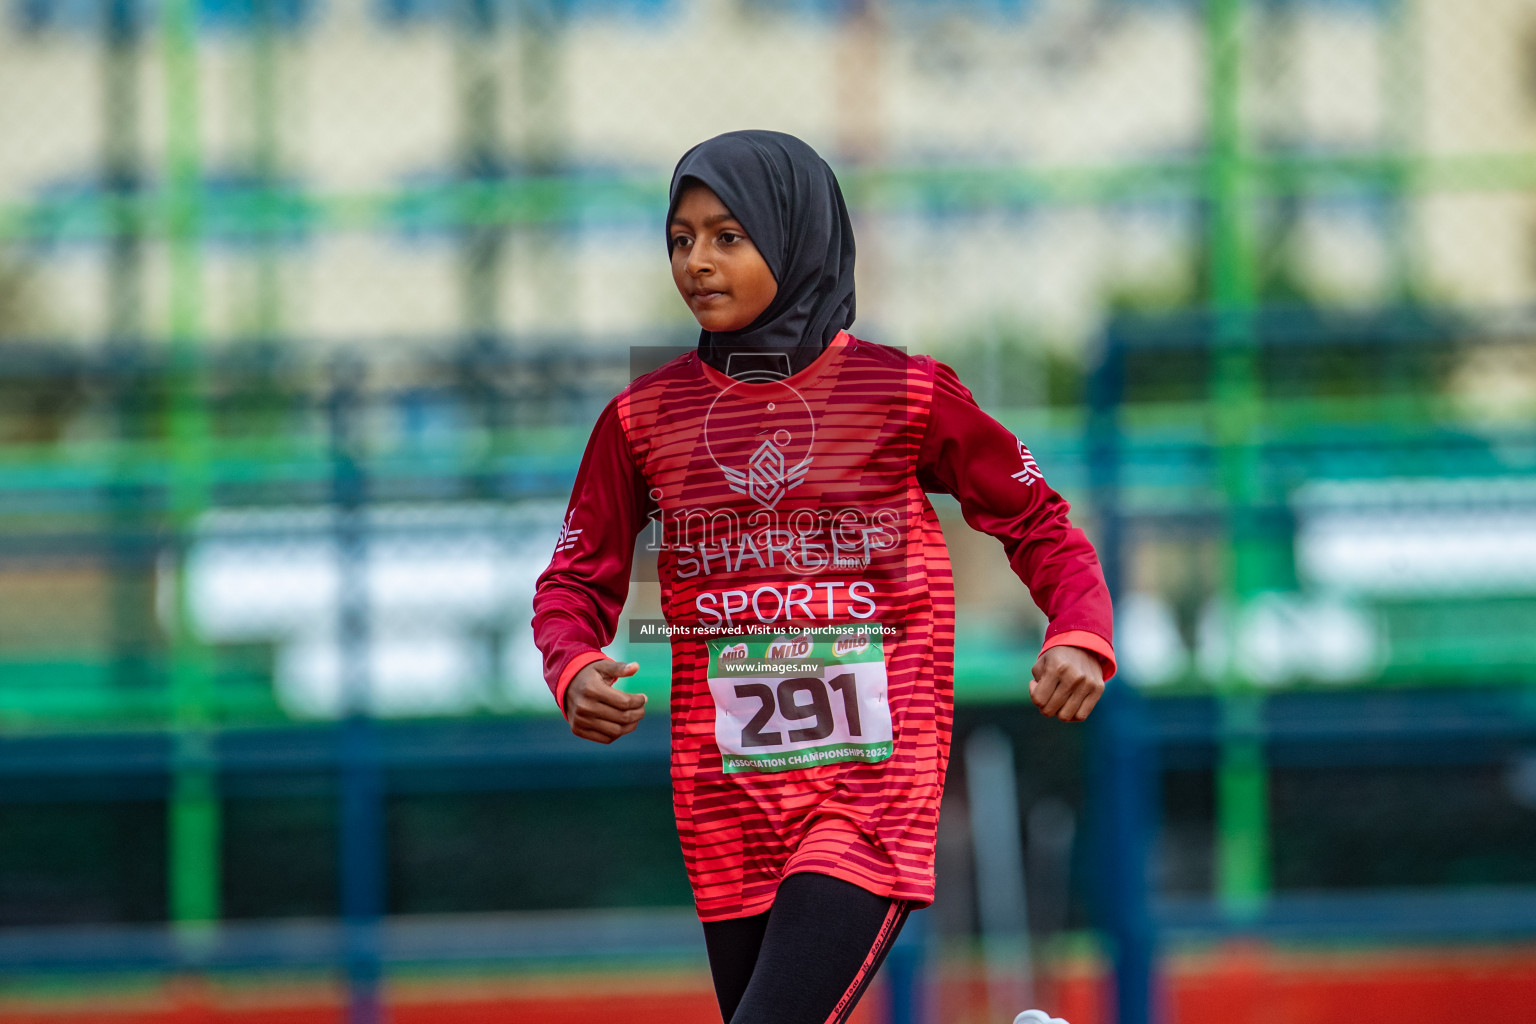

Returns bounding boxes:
[706,627,892,774]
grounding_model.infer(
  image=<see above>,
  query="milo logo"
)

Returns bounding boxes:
[765,633,814,660]
[720,643,749,662]
[833,631,870,658]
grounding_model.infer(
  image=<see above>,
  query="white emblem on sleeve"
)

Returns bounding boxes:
[554,511,582,553]
[1011,441,1044,485]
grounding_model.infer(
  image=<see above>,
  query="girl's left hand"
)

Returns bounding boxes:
[1029,646,1105,722]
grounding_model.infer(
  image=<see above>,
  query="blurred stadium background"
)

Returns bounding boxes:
[3,0,1536,1021]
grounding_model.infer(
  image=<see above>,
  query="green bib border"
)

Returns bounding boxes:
[721,739,894,774]
[707,624,886,676]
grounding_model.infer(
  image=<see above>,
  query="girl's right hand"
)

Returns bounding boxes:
[564,659,646,744]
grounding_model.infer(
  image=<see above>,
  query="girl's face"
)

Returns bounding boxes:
[669,183,778,333]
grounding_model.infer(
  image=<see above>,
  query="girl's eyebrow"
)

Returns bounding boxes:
[669,212,742,229]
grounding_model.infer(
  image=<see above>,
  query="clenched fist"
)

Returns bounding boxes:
[1029,645,1105,722]
[564,658,647,744]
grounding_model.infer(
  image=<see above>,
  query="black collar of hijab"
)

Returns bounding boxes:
[666,130,856,379]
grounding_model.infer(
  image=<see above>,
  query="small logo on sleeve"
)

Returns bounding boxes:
[554,512,582,553]
[1011,442,1044,486]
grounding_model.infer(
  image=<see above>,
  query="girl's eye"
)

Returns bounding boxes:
[718,231,741,244]
[670,235,691,250]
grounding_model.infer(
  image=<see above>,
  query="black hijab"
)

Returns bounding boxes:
[666,130,856,379]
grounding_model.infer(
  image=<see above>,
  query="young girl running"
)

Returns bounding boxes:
[532,130,1113,1024]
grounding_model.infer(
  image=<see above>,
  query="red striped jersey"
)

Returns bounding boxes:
[532,332,1114,921]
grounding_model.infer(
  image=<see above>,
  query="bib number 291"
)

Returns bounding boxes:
[736,674,860,747]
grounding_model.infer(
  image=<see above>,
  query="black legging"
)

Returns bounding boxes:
[702,872,912,1024]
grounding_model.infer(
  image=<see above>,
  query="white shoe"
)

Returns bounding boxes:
[1014,1013,1069,1024]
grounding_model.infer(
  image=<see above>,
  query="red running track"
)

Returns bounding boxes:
[0,945,1531,1024]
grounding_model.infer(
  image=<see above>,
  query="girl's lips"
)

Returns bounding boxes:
[692,291,726,303]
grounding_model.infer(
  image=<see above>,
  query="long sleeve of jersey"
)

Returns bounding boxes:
[915,359,1116,677]
[531,396,651,711]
